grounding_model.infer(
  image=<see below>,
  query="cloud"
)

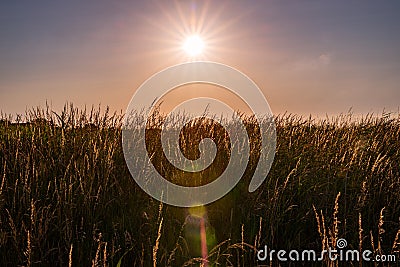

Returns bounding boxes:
[318,53,331,65]
[292,52,332,71]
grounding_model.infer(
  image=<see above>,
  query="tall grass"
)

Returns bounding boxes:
[0,104,399,266]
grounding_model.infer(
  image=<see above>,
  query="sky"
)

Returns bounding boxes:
[1,1,399,117]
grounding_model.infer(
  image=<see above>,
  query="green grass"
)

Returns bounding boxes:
[0,104,399,266]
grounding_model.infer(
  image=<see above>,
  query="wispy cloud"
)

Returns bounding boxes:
[292,52,332,71]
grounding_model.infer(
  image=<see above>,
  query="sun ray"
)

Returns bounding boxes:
[134,0,254,63]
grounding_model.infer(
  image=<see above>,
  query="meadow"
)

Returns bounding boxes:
[0,105,399,266]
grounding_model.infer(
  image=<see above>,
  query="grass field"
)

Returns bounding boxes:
[0,105,399,266]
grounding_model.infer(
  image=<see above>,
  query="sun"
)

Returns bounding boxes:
[183,35,205,57]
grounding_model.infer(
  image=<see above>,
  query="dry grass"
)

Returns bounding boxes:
[0,104,399,266]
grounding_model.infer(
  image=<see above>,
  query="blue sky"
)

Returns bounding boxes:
[1,1,399,116]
